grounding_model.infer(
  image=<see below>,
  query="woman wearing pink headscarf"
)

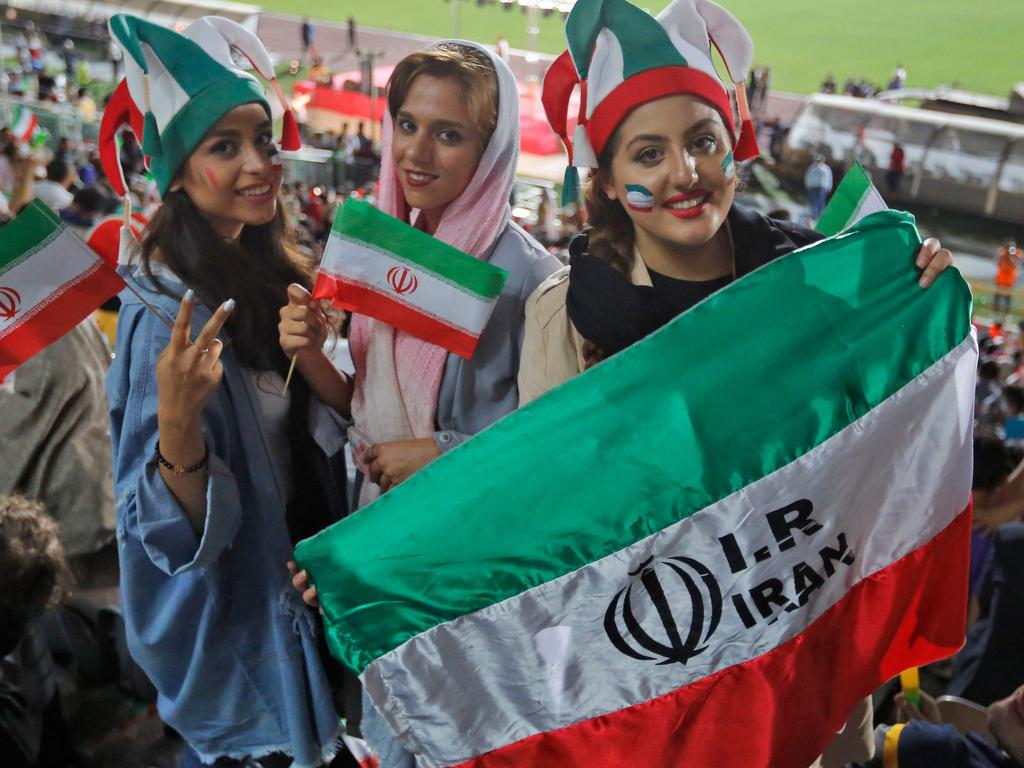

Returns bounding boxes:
[280,40,560,764]
[281,40,558,503]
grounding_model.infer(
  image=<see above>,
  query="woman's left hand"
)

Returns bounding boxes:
[365,438,441,493]
[916,239,954,289]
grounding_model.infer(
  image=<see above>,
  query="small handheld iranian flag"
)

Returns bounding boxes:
[816,161,888,237]
[10,105,48,148]
[297,210,974,768]
[312,200,508,359]
[0,200,125,379]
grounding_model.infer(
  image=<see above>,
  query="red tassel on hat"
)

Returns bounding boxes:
[280,109,301,151]
[734,117,759,161]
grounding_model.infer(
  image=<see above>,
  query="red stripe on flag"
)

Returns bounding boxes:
[0,264,124,379]
[457,503,972,768]
[313,272,480,359]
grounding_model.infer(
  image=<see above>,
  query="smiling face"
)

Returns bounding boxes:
[173,102,282,241]
[391,74,487,234]
[603,94,736,260]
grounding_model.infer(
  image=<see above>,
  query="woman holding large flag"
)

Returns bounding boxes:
[519,0,953,404]
[103,14,347,767]
[279,40,560,765]
[518,0,954,763]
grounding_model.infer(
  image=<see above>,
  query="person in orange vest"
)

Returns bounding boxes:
[994,240,1020,316]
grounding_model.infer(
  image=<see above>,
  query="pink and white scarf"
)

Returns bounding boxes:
[349,40,519,506]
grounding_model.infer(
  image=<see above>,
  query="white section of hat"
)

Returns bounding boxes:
[587,28,626,120]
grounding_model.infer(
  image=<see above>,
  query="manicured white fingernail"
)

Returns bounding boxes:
[184,288,194,302]
[223,299,236,314]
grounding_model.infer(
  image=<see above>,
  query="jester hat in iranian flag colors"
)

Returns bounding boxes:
[104,14,301,196]
[543,0,759,176]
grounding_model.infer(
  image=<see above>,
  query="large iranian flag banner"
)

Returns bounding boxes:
[0,199,125,379]
[296,210,975,768]
[312,199,508,359]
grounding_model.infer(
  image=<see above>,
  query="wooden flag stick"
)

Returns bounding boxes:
[281,355,298,396]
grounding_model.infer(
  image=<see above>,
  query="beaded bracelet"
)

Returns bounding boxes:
[155,440,209,475]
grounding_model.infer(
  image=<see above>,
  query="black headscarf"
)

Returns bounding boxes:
[566,205,822,356]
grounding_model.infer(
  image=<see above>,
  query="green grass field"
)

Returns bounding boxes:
[258,0,1022,98]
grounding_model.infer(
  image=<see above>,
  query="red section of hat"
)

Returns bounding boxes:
[586,66,734,161]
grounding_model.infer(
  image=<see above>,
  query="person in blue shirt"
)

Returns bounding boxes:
[104,14,346,768]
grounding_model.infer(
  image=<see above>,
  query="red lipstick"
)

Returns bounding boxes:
[663,190,709,219]
[403,169,437,188]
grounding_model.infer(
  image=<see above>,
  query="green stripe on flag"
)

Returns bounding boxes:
[816,162,881,238]
[0,200,66,274]
[332,199,507,300]
[295,210,972,673]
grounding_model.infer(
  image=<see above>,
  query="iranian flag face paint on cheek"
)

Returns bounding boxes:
[203,167,220,190]
[625,184,655,212]
[722,150,736,182]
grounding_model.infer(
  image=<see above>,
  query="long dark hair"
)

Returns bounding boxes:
[139,189,310,374]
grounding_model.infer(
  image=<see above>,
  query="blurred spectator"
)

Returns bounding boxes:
[309,56,331,86]
[804,156,833,219]
[332,127,352,189]
[887,142,906,193]
[821,73,836,94]
[977,358,1009,440]
[61,40,77,84]
[496,35,511,65]
[34,159,76,212]
[869,686,1024,767]
[755,65,771,112]
[0,494,78,768]
[949,522,1024,708]
[748,65,762,112]
[995,242,1021,316]
[0,139,17,196]
[55,137,76,166]
[59,186,106,235]
[26,23,43,76]
[348,16,358,49]
[74,87,97,123]
[301,17,315,63]
[888,63,908,91]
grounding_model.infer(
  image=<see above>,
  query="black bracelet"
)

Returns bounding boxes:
[155,440,209,475]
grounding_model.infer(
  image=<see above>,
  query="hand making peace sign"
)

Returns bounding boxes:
[156,290,235,428]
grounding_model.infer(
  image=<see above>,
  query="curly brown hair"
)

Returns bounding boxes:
[0,495,72,655]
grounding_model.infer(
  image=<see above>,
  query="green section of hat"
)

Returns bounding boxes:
[259,0,1020,98]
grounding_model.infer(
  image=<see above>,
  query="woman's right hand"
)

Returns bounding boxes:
[279,283,328,360]
[156,290,234,429]
[287,560,321,610]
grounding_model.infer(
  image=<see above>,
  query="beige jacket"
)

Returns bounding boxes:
[518,254,655,405]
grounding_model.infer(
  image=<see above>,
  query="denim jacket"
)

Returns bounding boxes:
[106,269,341,766]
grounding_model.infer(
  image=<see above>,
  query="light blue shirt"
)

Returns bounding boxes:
[106,269,340,766]
[804,161,834,192]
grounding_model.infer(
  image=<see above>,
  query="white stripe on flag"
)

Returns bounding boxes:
[322,233,497,336]
[0,228,104,342]
[362,335,977,765]
[849,183,888,228]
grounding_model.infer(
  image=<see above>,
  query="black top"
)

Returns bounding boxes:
[646,268,733,318]
[565,205,822,356]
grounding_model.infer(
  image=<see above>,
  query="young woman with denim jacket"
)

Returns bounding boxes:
[104,14,345,767]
